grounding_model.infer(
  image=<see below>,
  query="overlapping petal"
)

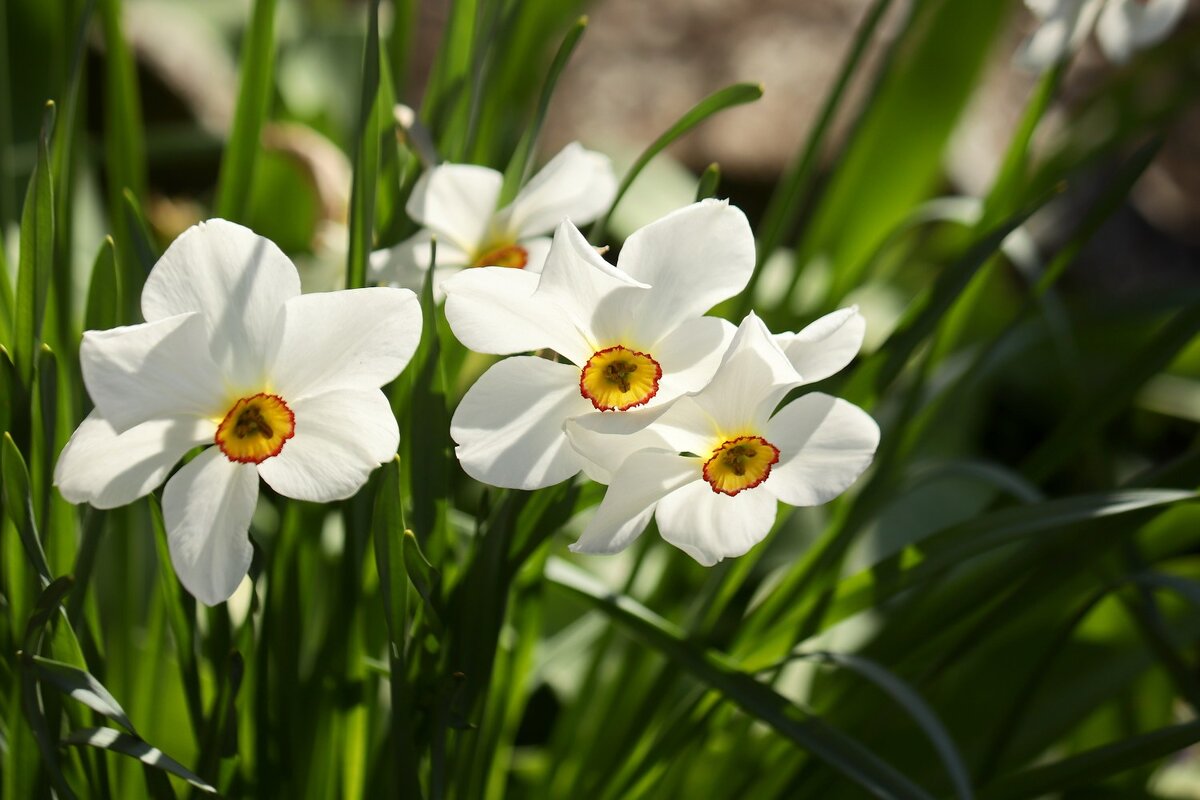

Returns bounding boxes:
[774,307,865,385]
[141,219,300,392]
[656,479,778,566]
[257,389,399,502]
[497,142,617,237]
[533,220,649,349]
[443,267,591,363]
[450,357,593,490]
[616,200,754,343]
[80,312,226,431]
[652,315,736,401]
[268,287,421,400]
[766,392,879,507]
[1096,0,1187,62]
[1015,0,1101,71]
[565,396,714,481]
[691,314,803,432]
[569,450,699,556]
[163,447,260,607]
[54,412,216,509]
[405,163,502,253]
[368,229,472,291]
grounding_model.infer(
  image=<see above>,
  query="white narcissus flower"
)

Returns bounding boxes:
[443,199,755,491]
[54,220,421,606]
[368,142,617,294]
[1016,0,1187,71]
[564,314,879,566]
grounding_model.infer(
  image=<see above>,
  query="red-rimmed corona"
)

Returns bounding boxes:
[215,393,296,464]
[702,435,780,496]
[579,346,663,411]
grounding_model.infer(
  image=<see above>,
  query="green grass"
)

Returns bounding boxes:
[2,0,1199,797]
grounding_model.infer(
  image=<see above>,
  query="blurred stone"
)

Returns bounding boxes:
[540,0,908,179]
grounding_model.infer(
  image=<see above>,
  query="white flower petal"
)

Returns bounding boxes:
[616,200,755,342]
[269,287,421,401]
[1097,0,1186,63]
[692,313,802,433]
[565,396,716,482]
[368,230,472,293]
[534,220,649,348]
[518,237,552,273]
[163,447,260,606]
[257,388,398,502]
[765,392,879,506]
[405,164,502,254]
[54,411,215,509]
[141,219,301,393]
[450,356,592,490]
[497,143,617,238]
[656,480,778,566]
[80,312,226,431]
[653,315,737,402]
[570,450,699,556]
[1015,0,1103,71]
[773,307,865,385]
[442,267,592,363]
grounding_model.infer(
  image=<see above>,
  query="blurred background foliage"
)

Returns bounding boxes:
[1,0,1200,798]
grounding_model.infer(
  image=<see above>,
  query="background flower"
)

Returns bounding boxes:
[368,142,616,294]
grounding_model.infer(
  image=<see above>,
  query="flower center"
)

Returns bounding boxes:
[702,435,780,496]
[579,346,662,411]
[472,242,528,269]
[215,393,296,464]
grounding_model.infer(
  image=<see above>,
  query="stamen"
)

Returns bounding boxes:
[579,346,662,411]
[472,243,528,269]
[702,435,780,496]
[215,393,296,464]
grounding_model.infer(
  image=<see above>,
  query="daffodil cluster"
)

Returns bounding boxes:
[54,145,877,604]
[444,197,880,565]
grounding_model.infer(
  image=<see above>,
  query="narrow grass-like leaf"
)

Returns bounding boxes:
[213,0,277,222]
[2,432,52,586]
[23,654,137,735]
[14,102,55,402]
[979,719,1200,800]
[147,495,203,740]
[498,15,588,206]
[819,490,1197,635]
[84,237,122,333]
[374,457,407,652]
[591,83,763,242]
[65,728,217,794]
[346,0,384,289]
[121,189,159,278]
[854,190,1058,398]
[402,529,443,632]
[0,345,15,438]
[1023,301,1200,482]
[695,162,721,201]
[779,651,973,800]
[744,0,895,312]
[99,0,147,319]
[17,576,78,797]
[545,558,937,800]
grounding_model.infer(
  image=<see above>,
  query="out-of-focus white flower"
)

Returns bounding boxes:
[54,220,421,605]
[369,142,617,296]
[565,314,878,566]
[443,199,755,491]
[1016,0,1187,71]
